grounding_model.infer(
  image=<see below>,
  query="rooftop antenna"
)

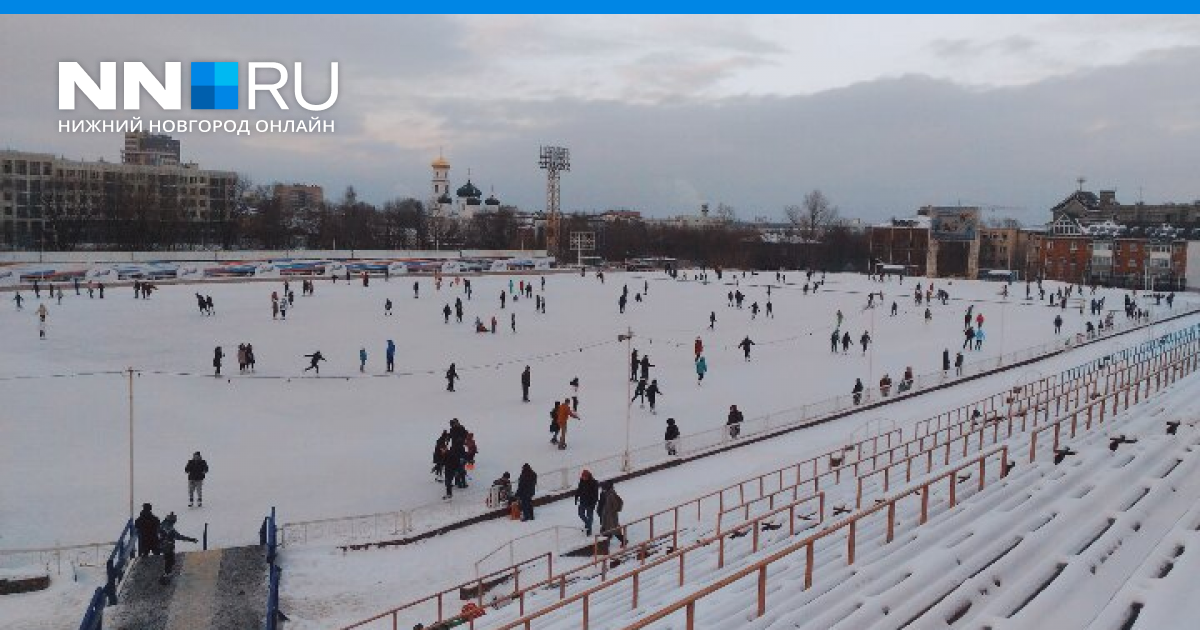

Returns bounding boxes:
[1077,176,1086,192]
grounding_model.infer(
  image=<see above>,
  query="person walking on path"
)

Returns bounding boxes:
[598,482,626,547]
[158,513,197,583]
[303,351,326,374]
[574,470,599,535]
[446,363,460,392]
[185,452,208,507]
[516,464,538,521]
[135,503,161,557]
[521,365,532,402]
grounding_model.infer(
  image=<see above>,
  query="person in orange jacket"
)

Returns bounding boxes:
[555,398,580,449]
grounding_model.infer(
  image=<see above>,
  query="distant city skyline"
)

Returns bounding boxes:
[2,15,1199,221]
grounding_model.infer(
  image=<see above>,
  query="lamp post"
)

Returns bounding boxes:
[618,328,635,472]
[126,367,135,523]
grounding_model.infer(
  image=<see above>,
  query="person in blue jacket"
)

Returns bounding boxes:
[385,340,396,373]
[359,347,368,372]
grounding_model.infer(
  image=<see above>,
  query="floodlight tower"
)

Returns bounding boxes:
[539,146,570,257]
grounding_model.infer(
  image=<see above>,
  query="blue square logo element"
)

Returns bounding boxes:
[191,62,238,110]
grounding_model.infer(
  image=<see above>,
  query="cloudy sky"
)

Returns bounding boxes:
[2,15,1200,223]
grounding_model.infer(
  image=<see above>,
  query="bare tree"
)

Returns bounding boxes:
[787,190,839,242]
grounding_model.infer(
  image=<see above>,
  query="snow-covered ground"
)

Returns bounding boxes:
[0,270,1190,629]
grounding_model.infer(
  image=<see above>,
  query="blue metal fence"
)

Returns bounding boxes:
[261,506,281,630]
[78,519,138,630]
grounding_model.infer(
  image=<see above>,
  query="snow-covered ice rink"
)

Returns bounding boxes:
[0,271,1181,553]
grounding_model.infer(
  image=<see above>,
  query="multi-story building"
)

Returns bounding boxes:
[122,132,181,167]
[272,184,324,215]
[1050,187,1200,229]
[868,217,930,276]
[1025,214,1187,288]
[1,149,238,249]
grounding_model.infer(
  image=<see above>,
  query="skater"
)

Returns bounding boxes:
[639,354,654,381]
[709,311,716,329]
[511,313,516,333]
[574,470,599,535]
[727,404,744,438]
[185,451,208,507]
[665,418,681,456]
[13,291,23,310]
[1054,314,1063,334]
[246,344,256,372]
[962,326,975,350]
[859,331,871,354]
[279,299,288,320]
[555,397,580,449]
[549,401,562,445]
[516,463,537,521]
[446,363,459,392]
[212,346,224,376]
[891,302,898,316]
[646,379,663,413]
[631,378,648,407]
[766,301,773,318]
[738,336,755,361]
[158,513,198,581]
[942,349,950,373]
[490,315,497,334]
[750,302,759,319]
[37,303,48,339]
[879,373,893,397]
[385,299,393,316]
[413,281,419,298]
[500,291,507,309]
[598,482,626,547]
[442,440,465,499]
[618,293,627,314]
[431,431,449,480]
[695,355,708,384]
[694,336,703,360]
[359,347,368,372]
[852,378,864,405]
[955,352,964,376]
[924,307,932,323]
[386,340,396,372]
[830,330,839,353]
[521,365,531,402]
[443,303,452,324]
[303,351,326,374]
[974,327,985,351]
[135,503,161,557]
[841,331,852,353]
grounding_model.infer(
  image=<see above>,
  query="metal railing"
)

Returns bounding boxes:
[340,552,554,630]
[498,448,1008,630]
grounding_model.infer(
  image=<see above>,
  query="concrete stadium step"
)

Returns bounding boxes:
[106,545,268,630]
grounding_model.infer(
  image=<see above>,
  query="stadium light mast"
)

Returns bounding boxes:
[538,146,570,258]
